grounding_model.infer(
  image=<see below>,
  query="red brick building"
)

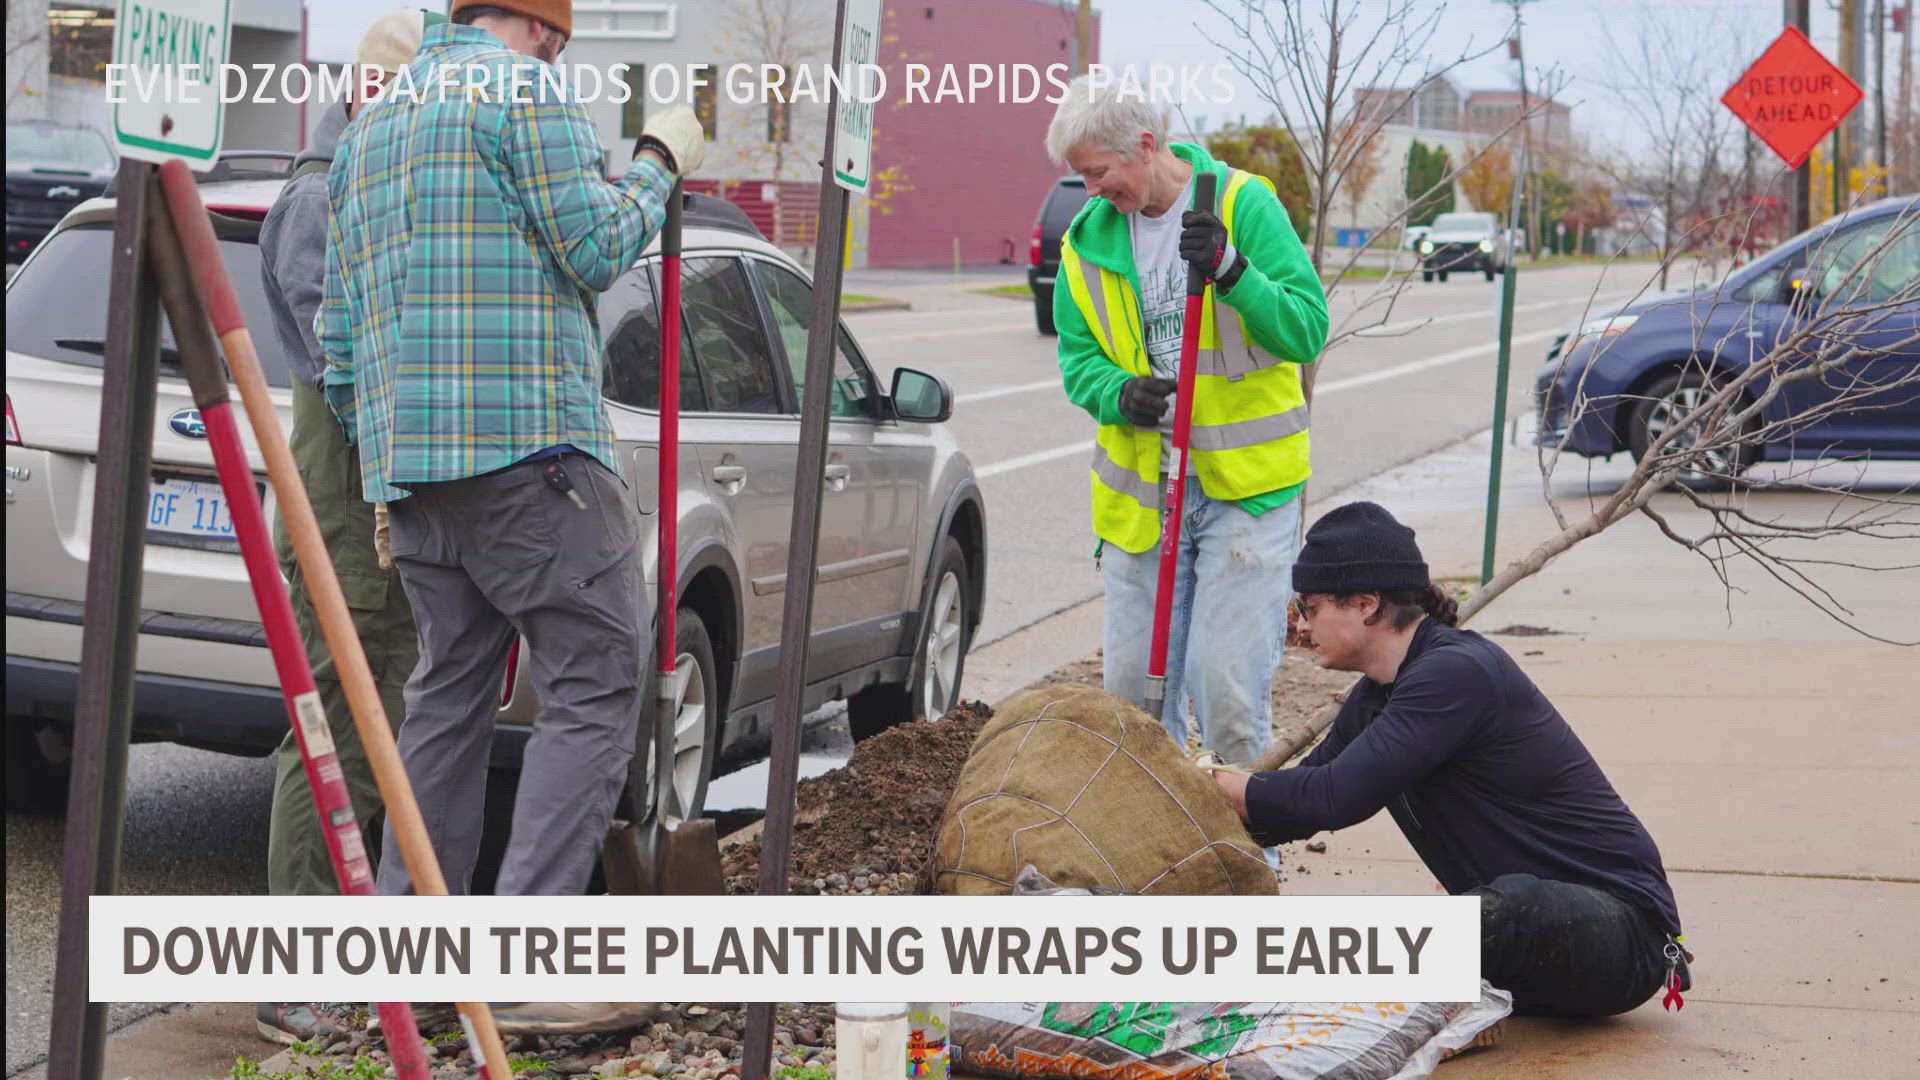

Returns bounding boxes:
[863,0,1098,268]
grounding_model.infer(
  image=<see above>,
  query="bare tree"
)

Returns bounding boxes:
[1196,0,1556,378]
[1255,199,1920,770]
[1595,0,1756,290]
[715,0,832,245]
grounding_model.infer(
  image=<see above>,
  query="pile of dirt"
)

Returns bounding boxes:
[720,701,993,895]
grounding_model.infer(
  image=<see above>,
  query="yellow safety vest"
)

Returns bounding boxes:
[1061,168,1312,554]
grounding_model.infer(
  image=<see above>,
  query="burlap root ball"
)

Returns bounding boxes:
[932,683,1278,896]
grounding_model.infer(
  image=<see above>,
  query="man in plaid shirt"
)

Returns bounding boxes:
[318,0,705,905]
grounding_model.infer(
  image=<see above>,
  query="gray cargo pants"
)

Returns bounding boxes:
[377,452,647,896]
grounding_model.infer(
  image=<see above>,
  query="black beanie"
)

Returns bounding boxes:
[1291,501,1430,595]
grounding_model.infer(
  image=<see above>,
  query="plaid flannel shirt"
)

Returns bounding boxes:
[319,22,674,502]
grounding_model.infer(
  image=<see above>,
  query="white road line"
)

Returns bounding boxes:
[959,378,1060,404]
[970,326,1561,478]
[975,440,1094,479]
[1313,326,1562,395]
[861,320,1028,345]
[1336,290,1634,338]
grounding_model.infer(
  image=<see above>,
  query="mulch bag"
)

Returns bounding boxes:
[951,989,1512,1080]
[933,684,1276,896]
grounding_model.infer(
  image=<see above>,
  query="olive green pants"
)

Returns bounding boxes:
[266,381,418,896]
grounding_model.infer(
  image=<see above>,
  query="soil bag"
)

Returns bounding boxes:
[951,990,1512,1080]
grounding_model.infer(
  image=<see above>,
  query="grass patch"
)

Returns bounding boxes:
[1320,265,1391,283]
[972,282,1034,299]
[841,293,888,304]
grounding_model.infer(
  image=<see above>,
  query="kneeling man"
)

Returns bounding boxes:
[1213,501,1691,1017]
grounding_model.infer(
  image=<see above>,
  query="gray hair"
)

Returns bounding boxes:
[1045,74,1166,166]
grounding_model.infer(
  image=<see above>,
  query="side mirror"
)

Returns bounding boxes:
[890,367,952,423]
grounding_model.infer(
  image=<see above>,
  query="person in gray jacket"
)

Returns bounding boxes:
[253,8,442,1046]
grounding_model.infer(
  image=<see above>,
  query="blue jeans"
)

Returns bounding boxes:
[1101,487,1302,765]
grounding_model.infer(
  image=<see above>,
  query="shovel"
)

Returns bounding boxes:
[1143,170,1218,724]
[602,183,727,896]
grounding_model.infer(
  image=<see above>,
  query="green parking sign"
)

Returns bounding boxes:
[110,0,232,169]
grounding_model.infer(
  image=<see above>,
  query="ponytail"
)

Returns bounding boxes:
[1345,583,1458,630]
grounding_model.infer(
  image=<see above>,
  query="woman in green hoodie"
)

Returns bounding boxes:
[1045,75,1328,777]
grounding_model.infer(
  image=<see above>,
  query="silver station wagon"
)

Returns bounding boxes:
[4,181,987,843]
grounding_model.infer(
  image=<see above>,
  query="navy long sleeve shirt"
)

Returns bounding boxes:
[1246,618,1681,934]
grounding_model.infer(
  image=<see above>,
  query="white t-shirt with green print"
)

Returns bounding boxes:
[1129,173,1196,475]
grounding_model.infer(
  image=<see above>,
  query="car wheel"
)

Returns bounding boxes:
[5,719,71,813]
[849,536,972,741]
[1034,285,1057,336]
[1437,270,1449,282]
[1627,370,1761,490]
[1484,266,1496,281]
[1421,270,1434,283]
[635,607,720,827]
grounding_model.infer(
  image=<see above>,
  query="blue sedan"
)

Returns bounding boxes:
[1536,196,1919,485]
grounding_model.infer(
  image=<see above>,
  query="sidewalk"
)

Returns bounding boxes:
[1280,431,1920,1077]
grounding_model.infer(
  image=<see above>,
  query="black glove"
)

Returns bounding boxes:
[1180,209,1248,293]
[1119,376,1176,427]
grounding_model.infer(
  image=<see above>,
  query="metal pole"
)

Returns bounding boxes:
[47,160,160,1080]
[1790,0,1813,232]
[1840,0,1861,198]
[1483,145,1526,586]
[1876,0,1889,168]
[1077,0,1092,74]
[743,2,852,1076]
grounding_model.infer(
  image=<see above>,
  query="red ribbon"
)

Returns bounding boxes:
[1663,973,1686,1011]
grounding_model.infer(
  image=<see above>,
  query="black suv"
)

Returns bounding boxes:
[1028,176,1090,335]
[6,121,115,262]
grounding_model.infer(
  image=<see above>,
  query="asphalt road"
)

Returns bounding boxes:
[1,259,1663,1076]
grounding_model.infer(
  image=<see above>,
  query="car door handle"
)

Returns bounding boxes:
[824,463,850,491]
[710,464,746,489]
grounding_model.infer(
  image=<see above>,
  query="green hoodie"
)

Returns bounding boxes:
[1054,142,1328,515]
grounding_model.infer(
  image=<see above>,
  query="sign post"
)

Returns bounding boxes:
[49,11,230,1075]
[742,1,880,1078]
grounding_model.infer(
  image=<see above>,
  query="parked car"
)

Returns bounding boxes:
[1401,224,1431,251]
[5,181,989,833]
[1417,211,1509,281]
[6,120,115,263]
[1535,195,1919,487]
[1028,176,1091,335]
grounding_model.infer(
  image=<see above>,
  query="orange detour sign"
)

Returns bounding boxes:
[1720,26,1863,168]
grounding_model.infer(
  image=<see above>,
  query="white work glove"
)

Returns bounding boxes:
[635,104,706,176]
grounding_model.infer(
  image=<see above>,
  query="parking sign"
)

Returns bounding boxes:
[831,0,884,193]
[111,0,233,170]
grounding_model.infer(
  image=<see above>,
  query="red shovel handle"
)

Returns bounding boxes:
[1145,170,1218,719]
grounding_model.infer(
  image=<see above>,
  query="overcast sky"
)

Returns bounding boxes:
[305,0,1876,161]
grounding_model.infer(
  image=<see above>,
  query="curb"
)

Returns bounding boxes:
[839,298,911,313]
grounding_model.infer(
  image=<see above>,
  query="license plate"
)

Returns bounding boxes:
[147,475,245,541]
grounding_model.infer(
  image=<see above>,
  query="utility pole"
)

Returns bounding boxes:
[1875,0,1888,169]
[1501,0,1540,259]
[1902,3,1915,191]
[1077,0,1091,76]
[1788,0,1812,232]
[1838,0,1862,201]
